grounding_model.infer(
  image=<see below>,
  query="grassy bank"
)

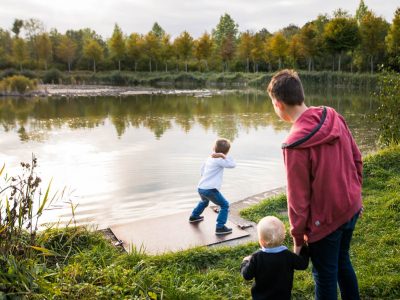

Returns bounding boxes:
[2,145,399,299]
[0,68,378,91]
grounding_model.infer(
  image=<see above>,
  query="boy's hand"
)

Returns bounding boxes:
[212,152,226,159]
[294,245,303,255]
[243,255,252,262]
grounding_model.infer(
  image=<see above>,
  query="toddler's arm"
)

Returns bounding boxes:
[240,254,255,280]
[291,245,309,270]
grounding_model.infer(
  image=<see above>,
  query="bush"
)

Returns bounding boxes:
[42,68,63,84]
[0,68,18,80]
[0,75,37,94]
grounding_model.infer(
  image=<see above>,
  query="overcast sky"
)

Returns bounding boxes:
[0,0,398,39]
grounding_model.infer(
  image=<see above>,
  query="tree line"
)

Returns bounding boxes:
[0,1,399,74]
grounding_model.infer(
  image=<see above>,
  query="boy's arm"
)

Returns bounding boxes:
[284,148,311,247]
[215,155,236,168]
[240,254,256,280]
[291,246,309,270]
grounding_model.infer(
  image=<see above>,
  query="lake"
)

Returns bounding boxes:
[0,88,377,228]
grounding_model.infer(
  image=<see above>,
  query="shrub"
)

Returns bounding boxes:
[42,68,63,84]
[0,68,18,80]
[0,75,37,94]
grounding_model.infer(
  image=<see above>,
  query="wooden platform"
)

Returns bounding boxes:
[109,208,249,254]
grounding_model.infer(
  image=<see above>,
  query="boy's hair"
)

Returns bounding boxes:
[267,69,305,106]
[257,216,286,247]
[214,138,231,154]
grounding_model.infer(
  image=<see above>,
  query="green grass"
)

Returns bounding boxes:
[2,145,400,299]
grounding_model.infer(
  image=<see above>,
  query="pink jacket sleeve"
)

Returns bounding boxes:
[284,148,311,246]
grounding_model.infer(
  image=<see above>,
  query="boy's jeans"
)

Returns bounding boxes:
[309,211,360,300]
[191,188,229,228]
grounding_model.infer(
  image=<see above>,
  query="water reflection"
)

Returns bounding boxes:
[0,90,377,227]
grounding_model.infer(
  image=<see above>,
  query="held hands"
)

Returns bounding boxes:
[212,152,226,159]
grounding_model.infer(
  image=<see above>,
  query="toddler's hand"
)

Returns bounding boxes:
[212,152,226,159]
[243,255,252,262]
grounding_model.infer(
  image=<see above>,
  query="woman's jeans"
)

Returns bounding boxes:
[191,188,229,228]
[309,211,360,300]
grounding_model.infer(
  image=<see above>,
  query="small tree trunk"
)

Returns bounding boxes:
[246,57,249,72]
[68,61,71,72]
[338,53,341,72]
[185,61,188,72]
[165,62,168,72]
[134,61,137,72]
[278,57,282,69]
[19,62,22,71]
[149,59,152,72]
[93,59,96,73]
[205,60,208,72]
[308,57,312,72]
[118,60,121,72]
[370,56,374,74]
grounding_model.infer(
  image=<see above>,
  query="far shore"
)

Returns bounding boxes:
[0,84,242,98]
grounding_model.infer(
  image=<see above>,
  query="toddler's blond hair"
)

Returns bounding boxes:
[257,216,286,248]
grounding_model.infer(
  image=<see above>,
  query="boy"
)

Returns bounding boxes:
[267,69,363,300]
[189,138,236,235]
[241,216,309,300]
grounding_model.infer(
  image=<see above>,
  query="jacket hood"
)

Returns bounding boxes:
[282,106,343,149]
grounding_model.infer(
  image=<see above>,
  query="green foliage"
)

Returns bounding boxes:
[0,74,37,94]
[42,68,63,84]
[375,71,400,146]
[240,194,288,223]
[386,8,400,70]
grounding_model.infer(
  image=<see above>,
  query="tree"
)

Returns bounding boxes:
[324,17,360,71]
[160,34,173,72]
[220,35,235,72]
[11,19,24,37]
[288,34,301,68]
[12,37,28,71]
[250,33,264,72]
[142,32,160,72]
[237,31,253,72]
[56,35,77,72]
[36,33,52,69]
[0,29,13,67]
[109,24,126,71]
[23,18,45,63]
[126,33,142,72]
[355,0,368,25]
[83,39,103,72]
[151,22,165,39]
[269,32,288,69]
[360,11,389,73]
[281,24,300,39]
[174,31,194,72]
[212,13,238,48]
[386,8,400,69]
[299,23,318,71]
[194,32,213,71]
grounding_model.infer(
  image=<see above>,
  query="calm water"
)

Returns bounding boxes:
[0,89,377,227]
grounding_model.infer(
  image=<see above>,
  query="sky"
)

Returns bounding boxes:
[0,0,398,39]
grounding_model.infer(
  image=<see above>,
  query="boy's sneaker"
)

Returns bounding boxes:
[189,215,204,223]
[215,226,232,235]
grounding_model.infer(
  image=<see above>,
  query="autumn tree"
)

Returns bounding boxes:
[151,22,165,39]
[298,23,318,71]
[324,16,360,71]
[56,35,77,72]
[386,8,400,69]
[250,33,264,72]
[142,32,160,72]
[220,35,236,72]
[0,29,13,67]
[36,33,52,69]
[83,39,103,72]
[160,34,173,72]
[126,33,142,72]
[174,31,193,72]
[109,24,126,71]
[237,31,253,72]
[269,32,288,69]
[360,11,389,73]
[12,37,28,70]
[194,32,213,71]
[288,34,301,68]
[23,18,45,63]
